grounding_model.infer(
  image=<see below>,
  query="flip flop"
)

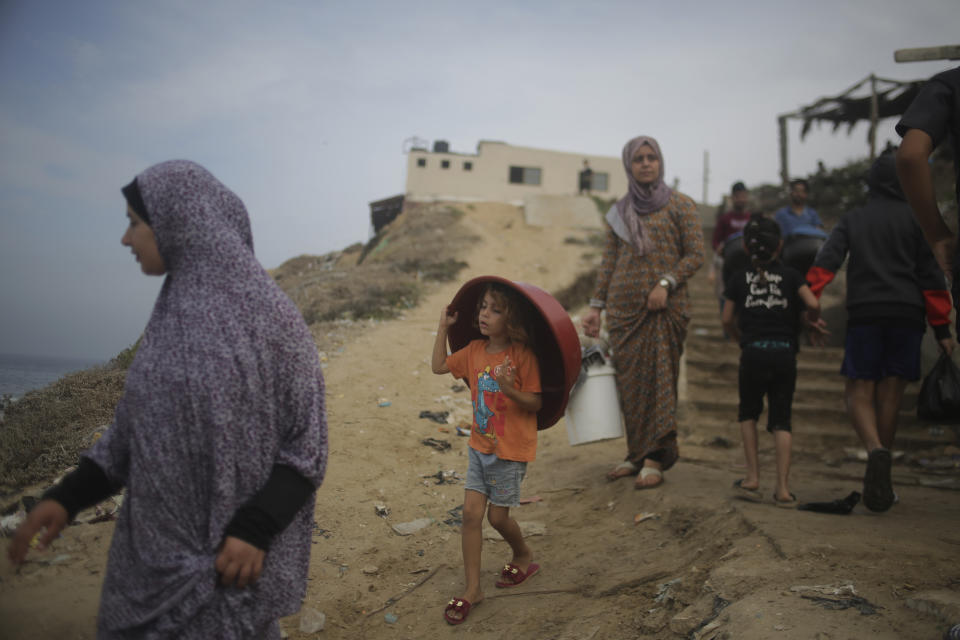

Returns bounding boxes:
[495,562,540,588]
[443,597,476,625]
[772,492,798,509]
[732,479,762,502]
[634,467,663,490]
[863,447,894,513]
[606,461,637,481]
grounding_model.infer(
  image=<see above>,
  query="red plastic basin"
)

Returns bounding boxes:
[446,275,582,429]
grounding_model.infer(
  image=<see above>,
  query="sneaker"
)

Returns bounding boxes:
[863,448,894,512]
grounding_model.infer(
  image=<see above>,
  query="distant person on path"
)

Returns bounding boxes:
[709,182,753,307]
[807,152,954,513]
[582,135,705,489]
[774,178,824,237]
[579,159,594,195]
[432,282,542,625]
[7,160,328,639]
[896,66,960,297]
[722,213,823,508]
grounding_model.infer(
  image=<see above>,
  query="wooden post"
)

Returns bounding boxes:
[778,115,789,188]
[894,45,960,63]
[869,73,878,161]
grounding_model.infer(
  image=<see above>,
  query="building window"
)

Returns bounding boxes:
[592,172,609,191]
[417,158,426,167]
[508,166,542,185]
[441,159,450,169]
[463,161,473,171]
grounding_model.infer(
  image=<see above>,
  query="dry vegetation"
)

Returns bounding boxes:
[0,346,136,495]
[1,202,477,499]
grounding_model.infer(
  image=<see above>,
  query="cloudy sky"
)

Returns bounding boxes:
[0,0,956,361]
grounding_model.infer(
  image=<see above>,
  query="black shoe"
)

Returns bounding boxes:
[863,448,894,512]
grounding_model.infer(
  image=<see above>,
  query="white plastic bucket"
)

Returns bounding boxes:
[564,363,624,446]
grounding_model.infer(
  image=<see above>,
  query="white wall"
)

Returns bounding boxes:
[405,140,628,204]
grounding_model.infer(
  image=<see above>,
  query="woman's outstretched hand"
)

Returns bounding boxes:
[7,499,69,566]
[215,536,265,588]
[582,307,602,338]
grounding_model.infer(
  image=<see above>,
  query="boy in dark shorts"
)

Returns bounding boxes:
[723,213,822,507]
[807,152,955,512]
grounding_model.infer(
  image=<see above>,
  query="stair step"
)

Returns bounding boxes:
[682,413,953,451]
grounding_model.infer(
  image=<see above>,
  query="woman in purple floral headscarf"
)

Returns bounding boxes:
[582,136,704,489]
[9,160,328,639]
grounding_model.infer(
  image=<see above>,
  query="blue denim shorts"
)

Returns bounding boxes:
[841,325,923,381]
[464,448,527,507]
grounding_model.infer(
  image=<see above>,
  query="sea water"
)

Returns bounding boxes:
[0,353,103,398]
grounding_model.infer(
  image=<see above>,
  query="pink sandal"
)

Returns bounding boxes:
[495,562,540,588]
[443,597,474,625]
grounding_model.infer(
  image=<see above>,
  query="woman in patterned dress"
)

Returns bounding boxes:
[8,160,328,638]
[582,136,705,489]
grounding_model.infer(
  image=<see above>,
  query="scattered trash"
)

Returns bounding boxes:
[419,410,450,424]
[34,553,72,565]
[338,564,349,577]
[843,448,868,462]
[707,436,733,449]
[655,578,682,604]
[694,328,709,336]
[422,470,461,485]
[378,399,392,408]
[451,384,467,392]
[299,607,326,633]
[0,510,25,536]
[790,584,857,597]
[800,594,879,615]
[455,425,471,437]
[76,496,123,525]
[798,492,860,515]
[392,517,434,536]
[384,612,398,624]
[437,427,450,433]
[843,448,904,462]
[362,565,379,575]
[634,512,659,525]
[444,505,464,527]
[374,503,390,518]
[519,496,543,504]
[421,438,451,452]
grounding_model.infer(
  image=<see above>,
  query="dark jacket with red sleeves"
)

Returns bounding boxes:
[805,154,952,340]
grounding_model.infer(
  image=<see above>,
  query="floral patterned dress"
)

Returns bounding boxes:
[591,191,705,470]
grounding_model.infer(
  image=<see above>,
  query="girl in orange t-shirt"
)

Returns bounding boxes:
[431,282,542,625]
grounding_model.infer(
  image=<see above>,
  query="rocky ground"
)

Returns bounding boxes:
[1,201,959,639]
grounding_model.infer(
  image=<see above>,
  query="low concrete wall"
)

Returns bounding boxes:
[523,195,603,229]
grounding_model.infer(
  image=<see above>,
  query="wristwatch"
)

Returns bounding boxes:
[658,277,671,291]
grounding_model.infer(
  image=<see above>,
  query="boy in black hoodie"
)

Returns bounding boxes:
[807,152,955,513]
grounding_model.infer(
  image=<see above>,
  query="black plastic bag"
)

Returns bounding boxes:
[917,353,960,421]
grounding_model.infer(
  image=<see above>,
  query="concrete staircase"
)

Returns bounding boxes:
[680,257,953,455]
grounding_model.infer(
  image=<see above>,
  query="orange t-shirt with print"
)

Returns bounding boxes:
[446,339,542,462]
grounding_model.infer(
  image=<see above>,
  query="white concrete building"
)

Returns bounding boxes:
[405,140,627,205]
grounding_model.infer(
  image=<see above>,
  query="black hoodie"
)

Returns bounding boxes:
[806,154,951,339]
